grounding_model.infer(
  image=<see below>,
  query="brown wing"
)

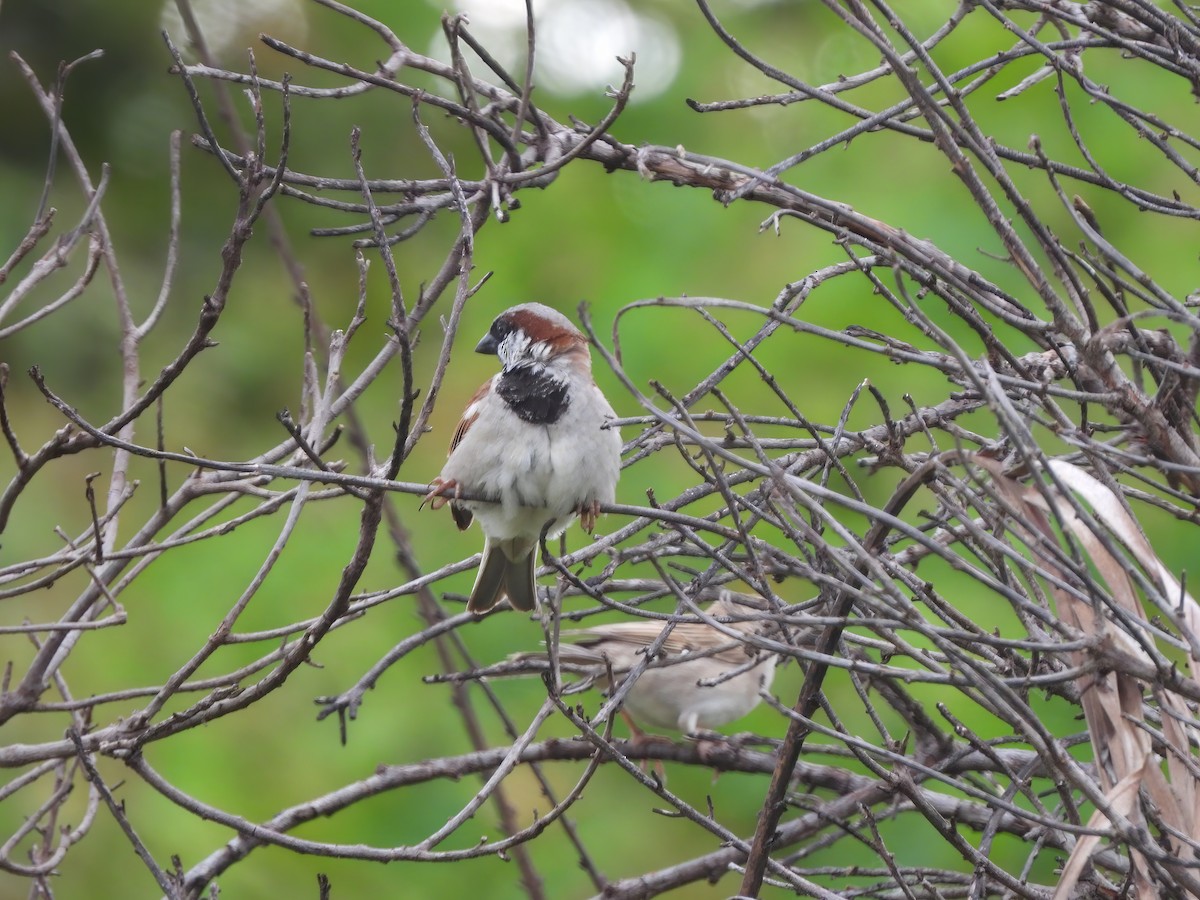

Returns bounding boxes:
[563,599,762,664]
[562,622,742,663]
[448,378,492,457]
[444,378,493,531]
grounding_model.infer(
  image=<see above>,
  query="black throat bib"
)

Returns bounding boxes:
[496,367,570,424]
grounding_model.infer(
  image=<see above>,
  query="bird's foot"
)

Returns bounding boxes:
[577,498,602,533]
[686,730,756,780]
[423,477,461,510]
[621,711,672,782]
[687,729,730,764]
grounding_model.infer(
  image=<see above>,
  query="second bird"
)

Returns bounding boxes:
[427,303,622,613]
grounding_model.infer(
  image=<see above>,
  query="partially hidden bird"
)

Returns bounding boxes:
[426,303,622,613]
[511,593,777,736]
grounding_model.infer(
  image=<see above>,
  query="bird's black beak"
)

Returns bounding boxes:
[475,332,499,355]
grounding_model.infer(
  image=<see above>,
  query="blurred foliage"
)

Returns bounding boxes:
[0,0,1196,897]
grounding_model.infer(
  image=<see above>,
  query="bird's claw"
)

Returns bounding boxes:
[620,710,671,781]
[423,477,461,510]
[577,498,602,533]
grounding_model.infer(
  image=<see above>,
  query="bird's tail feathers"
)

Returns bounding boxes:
[466,538,537,613]
[501,549,537,612]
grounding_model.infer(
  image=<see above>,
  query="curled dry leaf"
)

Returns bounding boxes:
[977,456,1200,898]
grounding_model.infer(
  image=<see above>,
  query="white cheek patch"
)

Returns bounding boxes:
[497,331,532,368]
[498,330,558,369]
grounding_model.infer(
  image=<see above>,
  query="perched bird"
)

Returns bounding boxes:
[511,594,777,736]
[426,303,622,613]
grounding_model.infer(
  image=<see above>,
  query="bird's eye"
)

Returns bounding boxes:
[491,318,514,341]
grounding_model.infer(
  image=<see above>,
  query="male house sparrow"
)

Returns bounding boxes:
[511,594,777,735]
[426,303,622,613]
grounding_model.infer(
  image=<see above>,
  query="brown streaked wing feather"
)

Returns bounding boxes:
[565,625,752,668]
[448,379,492,456]
[563,601,761,665]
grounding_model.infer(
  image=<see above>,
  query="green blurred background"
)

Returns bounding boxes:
[1,0,1196,897]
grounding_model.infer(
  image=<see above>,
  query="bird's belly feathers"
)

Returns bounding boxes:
[623,660,774,732]
[444,396,620,539]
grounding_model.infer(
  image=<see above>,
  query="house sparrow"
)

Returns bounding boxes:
[511,594,777,735]
[426,303,622,613]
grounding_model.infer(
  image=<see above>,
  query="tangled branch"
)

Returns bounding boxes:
[2,1,1199,898]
